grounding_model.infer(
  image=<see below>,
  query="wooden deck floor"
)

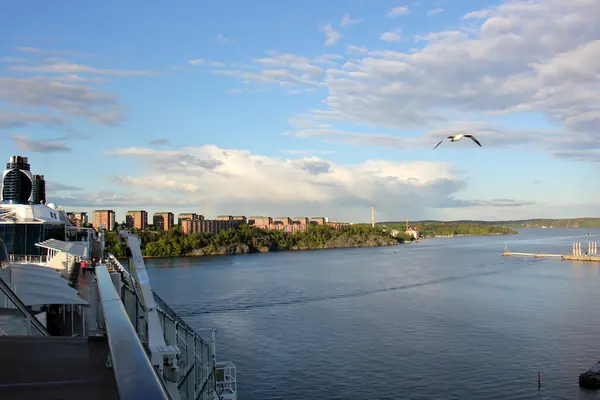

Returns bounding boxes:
[0,336,118,399]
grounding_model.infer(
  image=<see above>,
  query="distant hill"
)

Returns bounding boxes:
[377,218,600,229]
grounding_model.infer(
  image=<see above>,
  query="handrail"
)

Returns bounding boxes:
[95,264,171,400]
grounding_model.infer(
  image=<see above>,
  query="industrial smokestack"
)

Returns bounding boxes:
[371,205,375,228]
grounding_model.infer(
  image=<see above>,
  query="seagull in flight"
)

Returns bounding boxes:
[433,134,482,150]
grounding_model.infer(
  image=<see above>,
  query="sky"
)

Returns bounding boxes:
[1,0,599,223]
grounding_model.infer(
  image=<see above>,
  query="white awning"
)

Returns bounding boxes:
[36,239,89,259]
[7,264,89,306]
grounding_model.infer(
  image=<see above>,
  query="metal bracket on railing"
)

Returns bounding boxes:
[158,344,182,383]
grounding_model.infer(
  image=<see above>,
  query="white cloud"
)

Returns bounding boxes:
[9,63,154,76]
[388,6,410,17]
[188,59,225,67]
[102,145,532,221]
[203,51,343,90]
[0,57,29,63]
[380,31,402,42]
[347,45,369,54]
[426,8,444,16]
[52,191,197,209]
[57,74,107,83]
[46,182,83,192]
[278,0,600,162]
[14,46,83,56]
[0,111,64,129]
[0,75,126,126]
[321,24,342,46]
[281,149,336,156]
[340,13,361,27]
[199,0,600,162]
[11,133,71,153]
[285,120,564,151]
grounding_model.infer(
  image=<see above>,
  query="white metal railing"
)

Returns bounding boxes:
[153,292,215,400]
[106,250,236,400]
[8,254,47,264]
[215,361,237,399]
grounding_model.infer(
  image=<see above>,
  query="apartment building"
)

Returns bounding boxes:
[196,219,232,234]
[273,217,292,225]
[266,223,307,233]
[180,219,192,235]
[153,212,174,231]
[328,221,351,230]
[232,216,247,226]
[125,210,148,230]
[67,212,88,227]
[309,217,326,225]
[92,210,115,230]
[248,216,272,226]
[292,217,309,226]
[178,213,205,235]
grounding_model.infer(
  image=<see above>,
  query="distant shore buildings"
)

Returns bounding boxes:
[90,209,349,235]
[92,209,116,230]
[153,212,174,231]
[405,227,420,240]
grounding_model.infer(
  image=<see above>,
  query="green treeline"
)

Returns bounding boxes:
[104,224,409,258]
[383,222,518,237]
[380,218,600,229]
[412,222,517,237]
[499,218,600,229]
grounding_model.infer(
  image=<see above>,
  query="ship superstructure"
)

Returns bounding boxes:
[0,155,236,400]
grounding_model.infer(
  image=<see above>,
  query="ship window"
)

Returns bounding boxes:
[0,223,65,256]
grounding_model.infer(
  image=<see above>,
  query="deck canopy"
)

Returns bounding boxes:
[7,263,88,306]
[36,238,89,259]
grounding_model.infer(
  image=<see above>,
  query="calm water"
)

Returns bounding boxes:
[147,228,600,400]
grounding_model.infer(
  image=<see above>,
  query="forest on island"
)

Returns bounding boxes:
[104,223,410,258]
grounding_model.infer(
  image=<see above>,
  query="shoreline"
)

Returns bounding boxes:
[133,232,516,260]
[140,241,403,259]
[421,232,519,239]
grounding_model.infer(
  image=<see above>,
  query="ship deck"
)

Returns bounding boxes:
[0,335,118,400]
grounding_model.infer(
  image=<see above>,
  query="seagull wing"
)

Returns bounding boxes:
[465,134,482,147]
[432,137,448,150]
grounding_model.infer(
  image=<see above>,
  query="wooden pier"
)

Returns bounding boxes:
[502,251,562,258]
[502,242,600,262]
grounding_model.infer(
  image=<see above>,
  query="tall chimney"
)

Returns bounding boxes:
[1,156,33,204]
[371,205,375,228]
[32,174,46,205]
